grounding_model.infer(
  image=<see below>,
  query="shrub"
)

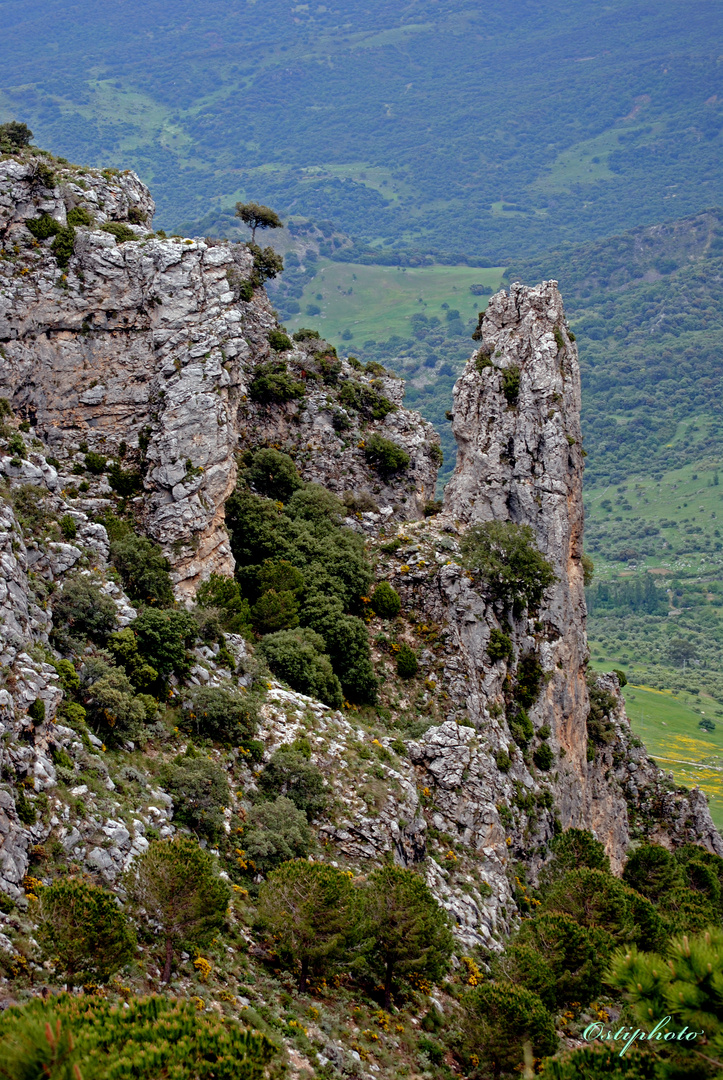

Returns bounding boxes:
[423,499,443,516]
[25,213,61,241]
[305,594,377,703]
[512,911,609,1008]
[0,121,33,148]
[195,574,252,634]
[622,842,683,903]
[370,581,401,619]
[541,868,633,942]
[51,226,76,267]
[109,532,175,607]
[108,463,143,496]
[248,361,305,405]
[0,996,275,1080]
[293,328,320,342]
[586,673,618,748]
[160,751,230,841]
[340,382,397,421]
[184,685,258,748]
[242,795,313,871]
[487,627,514,662]
[66,206,92,227]
[429,443,444,466]
[501,364,521,405]
[533,743,554,771]
[508,707,534,747]
[106,628,158,691]
[101,222,136,243]
[396,643,418,679]
[247,242,284,286]
[258,746,327,818]
[125,837,230,982]
[37,878,135,987]
[252,589,300,634]
[515,651,544,707]
[461,520,556,615]
[51,576,117,646]
[28,698,45,723]
[244,449,303,502]
[364,433,410,476]
[81,659,147,740]
[258,861,356,990]
[496,750,512,772]
[285,484,345,525]
[268,329,292,352]
[258,628,343,709]
[84,451,107,474]
[59,514,77,540]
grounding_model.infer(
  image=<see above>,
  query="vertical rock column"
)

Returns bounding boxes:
[443,281,614,838]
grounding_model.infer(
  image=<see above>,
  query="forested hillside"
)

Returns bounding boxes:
[1,0,722,256]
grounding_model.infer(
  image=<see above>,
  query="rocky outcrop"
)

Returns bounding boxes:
[0,156,439,599]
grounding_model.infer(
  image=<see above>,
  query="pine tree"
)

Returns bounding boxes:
[37,878,136,987]
[258,860,357,990]
[360,866,453,1010]
[124,837,230,983]
[234,202,282,243]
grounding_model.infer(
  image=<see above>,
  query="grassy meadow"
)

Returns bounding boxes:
[284,261,505,344]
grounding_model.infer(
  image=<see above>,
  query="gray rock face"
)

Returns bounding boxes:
[0,159,439,598]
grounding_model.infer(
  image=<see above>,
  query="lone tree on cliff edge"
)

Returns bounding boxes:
[235,201,283,243]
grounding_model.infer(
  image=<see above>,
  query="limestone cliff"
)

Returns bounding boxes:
[0,156,439,599]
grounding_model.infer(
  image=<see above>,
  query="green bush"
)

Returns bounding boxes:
[429,443,444,466]
[244,449,303,502]
[487,627,514,662]
[258,745,327,819]
[508,707,534,747]
[292,328,320,342]
[461,520,557,615]
[496,750,512,772]
[28,698,45,723]
[339,382,397,420]
[195,574,252,634]
[268,329,292,352]
[540,829,610,886]
[66,206,92,227]
[109,532,175,607]
[51,576,118,646]
[304,593,377,703]
[396,643,418,679]
[84,451,107,474]
[370,581,401,619]
[621,842,683,903]
[25,213,61,241]
[0,121,33,148]
[108,463,143,496]
[242,795,313,871]
[59,514,77,540]
[15,789,36,825]
[533,743,554,771]
[284,484,345,526]
[185,685,258,748]
[248,361,305,405]
[160,750,230,841]
[51,226,76,267]
[252,589,300,634]
[80,658,147,740]
[501,364,521,404]
[248,242,283,286]
[258,628,343,709]
[101,222,136,243]
[106,628,158,692]
[586,673,618,749]
[37,878,136,987]
[0,996,275,1080]
[364,433,410,476]
[511,911,609,1008]
[132,609,198,678]
[515,651,544,707]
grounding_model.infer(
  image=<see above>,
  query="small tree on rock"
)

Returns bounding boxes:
[235,202,283,243]
[124,837,230,983]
